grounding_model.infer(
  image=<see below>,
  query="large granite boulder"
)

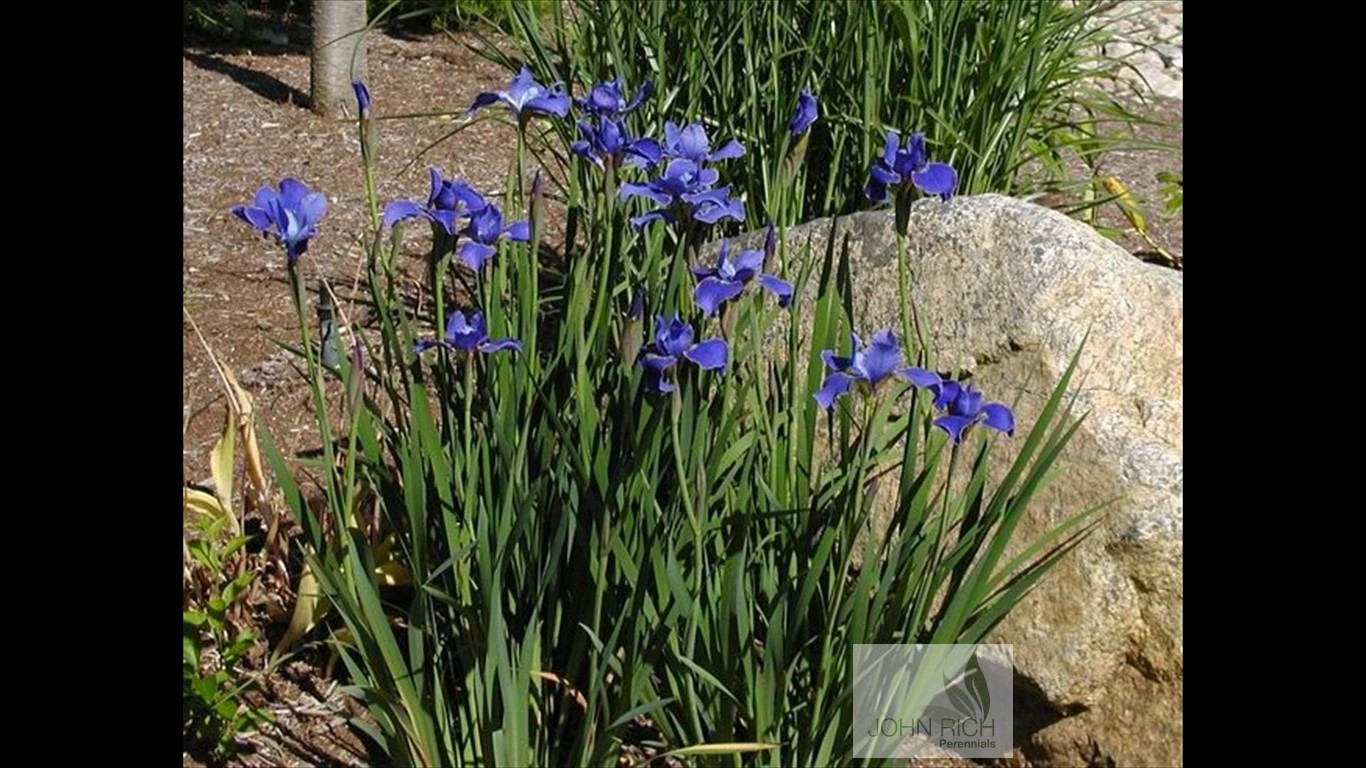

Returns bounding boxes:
[735,195,1182,766]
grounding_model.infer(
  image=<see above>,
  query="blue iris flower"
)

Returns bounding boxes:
[814,329,919,410]
[789,90,818,138]
[415,310,522,356]
[639,314,729,394]
[691,239,793,317]
[352,80,371,118]
[382,167,486,235]
[468,65,571,121]
[232,177,328,266]
[618,158,745,229]
[864,130,958,203]
[458,202,530,272]
[904,370,1015,444]
[577,76,652,118]
[571,116,662,171]
[661,121,745,164]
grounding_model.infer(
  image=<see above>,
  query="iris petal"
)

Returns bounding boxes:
[814,372,853,410]
[856,329,904,384]
[458,241,497,271]
[684,338,729,370]
[934,415,976,445]
[467,91,502,117]
[933,380,961,411]
[870,164,901,186]
[479,338,523,354]
[625,137,661,168]
[630,210,671,229]
[980,403,1014,435]
[428,209,459,235]
[619,182,673,208]
[912,162,958,200]
[821,349,852,373]
[446,310,470,339]
[707,139,745,162]
[730,248,765,275]
[299,192,327,226]
[382,200,424,229]
[525,92,572,118]
[641,352,678,372]
[757,274,793,307]
[693,277,745,317]
[882,130,900,165]
[953,386,983,418]
[234,205,274,232]
[251,186,275,210]
[864,178,889,203]
[278,177,308,206]
[902,368,941,388]
[692,197,744,224]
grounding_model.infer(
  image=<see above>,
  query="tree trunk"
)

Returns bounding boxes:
[310,0,367,117]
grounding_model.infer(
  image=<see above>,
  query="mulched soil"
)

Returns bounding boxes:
[182,25,1182,767]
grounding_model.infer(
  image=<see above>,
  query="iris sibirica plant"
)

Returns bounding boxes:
[239,68,1095,768]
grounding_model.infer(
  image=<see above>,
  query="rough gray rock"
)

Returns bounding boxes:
[735,195,1182,766]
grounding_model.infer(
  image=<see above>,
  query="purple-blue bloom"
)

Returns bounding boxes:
[468,65,571,121]
[691,239,793,317]
[864,130,958,203]
[904,370,1014,444]
[619,159,745,229]
[570,116,662,171]
[577,76,652,118]
[458,202,530,271]
[661,122,745,164]
[415,310,522,356]
[352,80,371,118]
[814,329,918,410]
[639,314,729,394]
[232,177,327,266]
[789,90,818,138]
[383,167,486,235]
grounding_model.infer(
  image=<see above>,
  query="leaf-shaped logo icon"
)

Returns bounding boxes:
[964,651,991,719]
[940,651,991,721]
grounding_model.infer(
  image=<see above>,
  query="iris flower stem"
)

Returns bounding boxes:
[588,188,616,352]
[826,395,876,658]
[359,116,379,232]
[429,245,460,508]
[895,232,928,363]
[289,267,343,542]
[457,355,475,608]
[930,443,961,596]
[462,357,475,496]
[670,388,706,742]
[586,493,611,747]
